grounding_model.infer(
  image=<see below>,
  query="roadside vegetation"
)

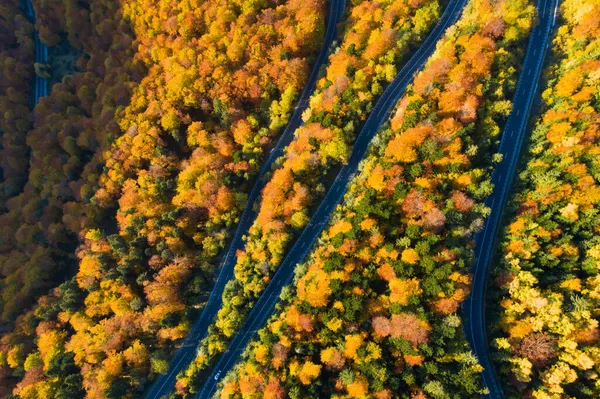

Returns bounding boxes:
[490,0,600,397]
[209,0,537,397]
[172,0,446,395]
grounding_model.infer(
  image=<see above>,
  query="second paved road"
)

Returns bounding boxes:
[23,0,49,105]
[463,0,559,397]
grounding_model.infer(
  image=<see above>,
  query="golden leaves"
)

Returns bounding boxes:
[389,278,422,305]
[297,268,332,308]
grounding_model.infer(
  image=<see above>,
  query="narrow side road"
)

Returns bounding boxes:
[22,0,48,106]
[463,0,559,397]
[143,0,345,397]
[198,0,469,396]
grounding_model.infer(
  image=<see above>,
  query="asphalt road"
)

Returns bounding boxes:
[143,0,346,397]
[197,0,471,396]
[22,0,48,105]
[463,0,559,397]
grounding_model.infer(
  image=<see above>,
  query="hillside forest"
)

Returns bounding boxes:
[1,0,598,397]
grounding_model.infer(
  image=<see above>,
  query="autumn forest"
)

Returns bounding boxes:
[0,0,598,398]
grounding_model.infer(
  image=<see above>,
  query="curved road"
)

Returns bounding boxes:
[144,0,345,397]
[198,0,470,396]
[22,0,48,105]
[463,0,559,397]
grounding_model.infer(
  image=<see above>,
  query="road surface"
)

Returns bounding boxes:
[463,0,558,397]
[198,0,470,396]
[143,0,346,397]
[22,0,48,106]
